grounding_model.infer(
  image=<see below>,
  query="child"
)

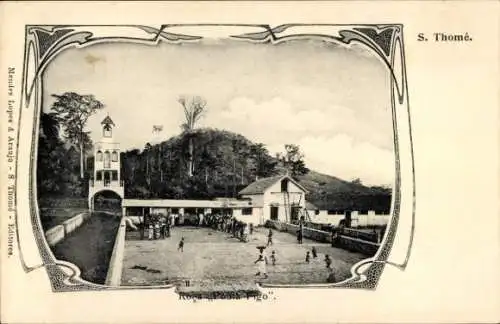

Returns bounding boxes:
[267,229,273,246]
[312,246,318,259]
[254,253,268,278]
[305,251,311,263]
[178,237,185,252]
[324,254,332,269]
[270,250,277,266]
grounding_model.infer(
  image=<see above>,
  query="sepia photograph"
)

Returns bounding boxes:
[2,2,499,323]
[33,25,402,297]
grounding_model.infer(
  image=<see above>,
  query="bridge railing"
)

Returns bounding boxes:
[89,180,124,187]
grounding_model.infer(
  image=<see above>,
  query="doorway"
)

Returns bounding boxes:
[291,206,300,223]
[270,206,279,221]
[345,210,352,228]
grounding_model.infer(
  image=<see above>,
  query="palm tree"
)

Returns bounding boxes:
[178,96,207,177]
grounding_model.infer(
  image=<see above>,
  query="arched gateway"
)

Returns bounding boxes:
[88,115,124,212]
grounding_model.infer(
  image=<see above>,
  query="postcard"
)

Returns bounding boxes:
[1,1,498,323]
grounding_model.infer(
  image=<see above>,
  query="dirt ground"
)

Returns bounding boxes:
[121,225,367,291]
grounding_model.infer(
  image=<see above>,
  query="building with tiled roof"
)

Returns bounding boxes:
[238,175,308,224]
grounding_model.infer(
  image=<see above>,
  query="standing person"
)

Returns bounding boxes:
[270,250,277,266]
[312,246,318,259]
[166,221,171,238]
[297,229,303,244]
[243,223,249,242]
[305,251,311,263]
[239,223,245,240]
[324,254,332,269]
[298,222,304,244]
[178,237,185,252]
[254,251,268,278]
[160,215,167,239]
[232,218,237,237]
[170,213,175,228]
[249,223,254,236]
[267,229,273,247]
[148,223,154,240]
[154,220,161,240]
[331,227,338,247]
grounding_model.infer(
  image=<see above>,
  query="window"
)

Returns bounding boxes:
[103,125,112,137]
[281,178,289,192]
[96,171,102,181]
[96,151,103,161]
[112,151,118,162]
[104,151,110,168]
[112,171,118,181]
[242,208,253,215]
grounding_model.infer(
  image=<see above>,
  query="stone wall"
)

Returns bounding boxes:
[335,236,380,256]
[105,217,127,286]
[61,213,84,236]
[265,220,380,256]
[45,225,65,246]
[310,210,390,228]
[44,212,90,246]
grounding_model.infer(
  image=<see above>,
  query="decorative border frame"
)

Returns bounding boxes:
[14,24,415,292]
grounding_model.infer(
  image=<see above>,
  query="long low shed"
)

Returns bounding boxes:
[122,198,263,225]
[122,199,253,209]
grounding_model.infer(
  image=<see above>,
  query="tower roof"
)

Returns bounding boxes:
[101,115,115,126]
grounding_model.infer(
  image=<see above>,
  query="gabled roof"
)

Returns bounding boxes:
[101,115,115,126]
[238,175,308,195]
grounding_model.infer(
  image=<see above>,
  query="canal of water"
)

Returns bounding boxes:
[51,212,121,284]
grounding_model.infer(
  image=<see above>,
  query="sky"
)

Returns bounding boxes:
[43,37,394,186]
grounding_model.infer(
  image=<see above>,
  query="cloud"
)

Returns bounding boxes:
[298,134,394,186]
[205,97,394,185]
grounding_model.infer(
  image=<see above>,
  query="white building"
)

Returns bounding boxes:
[238,175,310,224]
[88,115,124,210]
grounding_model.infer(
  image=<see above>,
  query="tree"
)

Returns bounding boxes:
[249,143,278,180]
[351,178,362,185]
[143,142,153,186]
[50,92,104,179]
[40,112,61,140]
[178,95,207,177]
[277,144,309,178]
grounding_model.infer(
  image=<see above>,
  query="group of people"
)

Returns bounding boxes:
[141,213,172,240]
[206,214,253,243]
[254,228,334,279]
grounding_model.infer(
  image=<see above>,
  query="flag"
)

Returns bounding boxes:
[152,125,163,134]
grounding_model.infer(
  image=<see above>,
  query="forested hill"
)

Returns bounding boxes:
[118,128,392,212]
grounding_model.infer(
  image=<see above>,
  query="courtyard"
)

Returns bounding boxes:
[121,226,367,293]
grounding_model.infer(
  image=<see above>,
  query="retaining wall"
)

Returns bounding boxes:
[310,211,390,228]
[45,225,65,246]
[265,220,380,256]
[44,212,90,247]
[342,228,379,243]
[105,217,127,286]
[335,236,380,255]
[61,213,84,236]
